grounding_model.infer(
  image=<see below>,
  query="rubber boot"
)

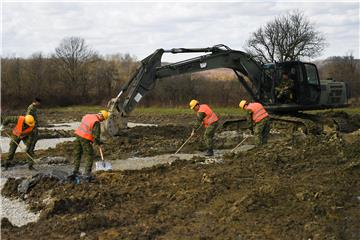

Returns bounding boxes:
[83,172,95,183]
[28,161,36,170]
[204,149,214,156]
[67,171,80,184]
[2,161,9,171]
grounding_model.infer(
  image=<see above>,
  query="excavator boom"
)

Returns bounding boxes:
[107,45,268,135]
[107,44,348,136]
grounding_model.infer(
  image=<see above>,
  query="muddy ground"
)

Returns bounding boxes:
[1,110,360,239]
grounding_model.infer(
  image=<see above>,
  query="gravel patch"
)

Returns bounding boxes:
[1,178,40,227]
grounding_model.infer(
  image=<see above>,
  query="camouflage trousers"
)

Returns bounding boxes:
[254,117,271,146]
[28,128,38,154]
[204,121,219,150]
[6,135,35,166]
[73,136,95,174]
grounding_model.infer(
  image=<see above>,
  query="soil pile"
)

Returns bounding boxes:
[2,134,359,239]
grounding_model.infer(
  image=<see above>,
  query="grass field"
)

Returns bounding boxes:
[43,105,246,115]
[44,105,360,116]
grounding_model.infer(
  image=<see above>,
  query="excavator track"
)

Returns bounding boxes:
[221,111,360,135]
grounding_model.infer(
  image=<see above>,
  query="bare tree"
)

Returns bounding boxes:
[246,11,327,63]
[55,37,97,98]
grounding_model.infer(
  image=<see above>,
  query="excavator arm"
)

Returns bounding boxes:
[107,44,268,136]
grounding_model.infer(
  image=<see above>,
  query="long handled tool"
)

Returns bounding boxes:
[231,136,249,153]
[4,132,35,162]
[174,126,202,154]
[175,134,194,154]
[95,146,112,171]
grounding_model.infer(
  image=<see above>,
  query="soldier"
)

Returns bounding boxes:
[26,97,41,155]
[189,99,219,156]
[72,110,109,180]
[239,100,271,146]
[2,115,36,170]
[275,72,295,103]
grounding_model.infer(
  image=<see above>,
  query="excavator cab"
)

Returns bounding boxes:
[264,60,348,112]
[273,61,321,105]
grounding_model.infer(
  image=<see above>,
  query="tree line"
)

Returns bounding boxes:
[1,38,359,110]
[1,37,247,109]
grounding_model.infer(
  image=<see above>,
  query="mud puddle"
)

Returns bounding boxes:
[41,122,80,131]
[128,122,158,128]
[112,144,254,170]
[44,121,157,131]
[2,145,254,179]
[0,122,158,154]
[0,137,75,154]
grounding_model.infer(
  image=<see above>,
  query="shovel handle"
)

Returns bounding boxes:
[175,134,193,154]
[4,132,35,161]
[231,136,248,153]
[99,146,104,160]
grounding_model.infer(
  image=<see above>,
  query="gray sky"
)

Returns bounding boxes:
[2,1,359,62]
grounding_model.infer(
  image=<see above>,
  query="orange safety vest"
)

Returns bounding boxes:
[12,116,34,138]
[74,114,100,142]
[245,102,269,123]
[197,104,219,128]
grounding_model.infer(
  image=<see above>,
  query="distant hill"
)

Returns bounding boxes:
[313,58,360,68]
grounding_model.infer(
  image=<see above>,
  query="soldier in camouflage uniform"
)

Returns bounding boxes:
[72,110,109,178]
[26,98,41,155]
[189,100,219,156]
[275,72,295,103]
[239,100,271,146]
[1,115,36,170]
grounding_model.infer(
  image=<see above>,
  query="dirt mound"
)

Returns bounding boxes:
[2,134,359,239]
[316,110,360,133]
[102,125,196,158]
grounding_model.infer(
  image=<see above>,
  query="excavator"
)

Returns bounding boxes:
[107,44,349,136]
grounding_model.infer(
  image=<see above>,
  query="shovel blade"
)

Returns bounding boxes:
[95,161,112,171]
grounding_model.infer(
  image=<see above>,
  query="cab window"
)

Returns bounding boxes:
[304,64,319,85]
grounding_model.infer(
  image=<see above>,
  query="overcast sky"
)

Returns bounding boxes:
[2,1,359,62]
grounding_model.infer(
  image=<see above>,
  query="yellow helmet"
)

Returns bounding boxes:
[189,99,199,109]
[99,110,110,120]
[24,115,35,127]
[239,100,247,109]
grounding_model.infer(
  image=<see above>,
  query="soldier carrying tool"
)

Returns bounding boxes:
[1,115,37,170]
[189,99,219,156]
[239,100,271,146]
[71,110,109,181]
[26,97,41,157]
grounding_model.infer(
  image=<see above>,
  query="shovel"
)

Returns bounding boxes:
[95,146,112,171]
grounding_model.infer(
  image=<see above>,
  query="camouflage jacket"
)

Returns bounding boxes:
[192,112,206,130]
[92,122,101,145]
[26,103,38,127]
